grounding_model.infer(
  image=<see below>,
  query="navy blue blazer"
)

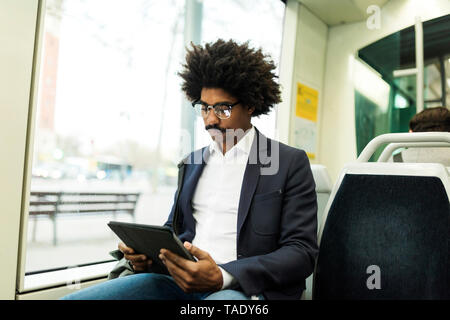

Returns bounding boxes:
[164,128,318,300]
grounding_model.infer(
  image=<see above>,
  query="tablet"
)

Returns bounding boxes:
[107,221,196,275]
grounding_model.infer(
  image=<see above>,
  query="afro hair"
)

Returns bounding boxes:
[178,39,282,117]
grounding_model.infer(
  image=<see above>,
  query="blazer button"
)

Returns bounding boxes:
[237,254,243,259]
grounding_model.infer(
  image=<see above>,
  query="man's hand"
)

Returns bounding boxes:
[159,242,223,293]
[118,242,153,273]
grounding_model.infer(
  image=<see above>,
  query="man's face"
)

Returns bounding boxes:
[199,87,254,142]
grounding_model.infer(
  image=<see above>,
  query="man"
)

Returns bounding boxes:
[408,106,450,133]
[62,39,317,300]
[392,106,450,166]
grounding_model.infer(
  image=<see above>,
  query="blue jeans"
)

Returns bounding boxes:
[60,273,264,300]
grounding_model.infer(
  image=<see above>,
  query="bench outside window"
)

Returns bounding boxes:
[29,191,140,245]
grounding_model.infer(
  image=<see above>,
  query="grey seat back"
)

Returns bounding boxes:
[313,163,450,300]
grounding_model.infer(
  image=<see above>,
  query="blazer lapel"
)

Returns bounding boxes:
[236,163,260,238]
[236,128,269,239]
[181,146,210,207]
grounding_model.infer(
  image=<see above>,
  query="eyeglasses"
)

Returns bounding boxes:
[192,100,240,119]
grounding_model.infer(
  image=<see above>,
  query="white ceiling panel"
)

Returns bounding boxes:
[297,0,390,26]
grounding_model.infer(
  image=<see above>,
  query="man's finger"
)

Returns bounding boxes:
[161,253,192,282]
[132,259,151,267]
[124,253,147,262]
[129,256,152,271]
[118,242,134,255]
[160,249,194,270]
[184,242,210,260]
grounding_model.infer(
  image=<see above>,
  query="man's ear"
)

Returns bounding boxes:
[248,106,255,115]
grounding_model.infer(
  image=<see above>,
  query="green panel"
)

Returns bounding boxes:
[355,90,377,160]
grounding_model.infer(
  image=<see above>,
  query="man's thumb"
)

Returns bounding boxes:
[184,241,209,260]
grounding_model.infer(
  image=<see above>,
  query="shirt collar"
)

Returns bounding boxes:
[209,126,255,156]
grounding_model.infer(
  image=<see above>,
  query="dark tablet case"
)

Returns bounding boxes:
[107,221,195,275]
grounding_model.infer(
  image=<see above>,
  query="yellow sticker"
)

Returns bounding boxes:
[306,152,316,160]
[296,83,318,122]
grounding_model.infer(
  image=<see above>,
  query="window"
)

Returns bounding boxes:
[24,0,285,282]
[355,14,450,160]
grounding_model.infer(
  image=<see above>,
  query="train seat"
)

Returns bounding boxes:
[313,132,450,300]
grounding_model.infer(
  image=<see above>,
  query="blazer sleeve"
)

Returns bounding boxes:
[219,149,318,296]
[163,191,177,230]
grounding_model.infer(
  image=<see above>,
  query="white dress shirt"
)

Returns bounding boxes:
[191,126,255,289]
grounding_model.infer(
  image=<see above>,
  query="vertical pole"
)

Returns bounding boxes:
[52,192,61,246]
[439,56,446,107]
[51,212,57,246]
[32,215,37,242]
[277,0,299,145]
[181,0,202,151]
[415,16,424,112]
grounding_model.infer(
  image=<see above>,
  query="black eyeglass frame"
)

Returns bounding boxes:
[191,100,240,119]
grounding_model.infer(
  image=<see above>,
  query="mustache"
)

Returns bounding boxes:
[205,124,226,133]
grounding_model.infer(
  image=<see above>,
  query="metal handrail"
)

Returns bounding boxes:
[377,142,450,162]
[357,132,450,163]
